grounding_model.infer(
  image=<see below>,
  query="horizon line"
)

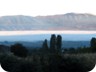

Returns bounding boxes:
[0,12,95,17]
[0,30,96,36]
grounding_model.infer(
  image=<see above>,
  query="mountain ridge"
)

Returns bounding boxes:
[0,13,96,31]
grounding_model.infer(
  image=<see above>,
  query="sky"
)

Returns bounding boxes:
[0,0,96,16]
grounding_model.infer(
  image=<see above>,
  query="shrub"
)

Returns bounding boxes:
[10,43,28,58]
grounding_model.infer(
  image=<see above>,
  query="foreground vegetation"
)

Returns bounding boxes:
[0,53,96,72]
[0,34,96,72]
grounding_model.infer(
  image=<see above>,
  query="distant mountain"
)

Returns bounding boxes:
[0,34,96,41]
[0,41,90,48]
[0,13,96,30]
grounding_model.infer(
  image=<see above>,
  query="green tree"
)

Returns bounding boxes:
[56,35,62,53]
[10,43,28,58]
[50,34,56,53]
[42,39,49,53]
[91,37,96,48]
[90,37,96,52]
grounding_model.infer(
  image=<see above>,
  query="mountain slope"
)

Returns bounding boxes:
[0,13,96,30]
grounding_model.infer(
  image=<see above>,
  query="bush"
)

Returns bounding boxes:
[10,43,28,58]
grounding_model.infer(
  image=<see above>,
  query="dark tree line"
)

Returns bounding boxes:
[1,35,96,58]
[9,34,62,58]
[42,34,62,54]
[2,35,96,58]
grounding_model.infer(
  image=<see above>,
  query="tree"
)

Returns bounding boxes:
[90,37,96,48]
[42,39,49,53]
[90,37,96,52]
[50,34,56,53]
[56,35,62,53]
[10,43,28,58]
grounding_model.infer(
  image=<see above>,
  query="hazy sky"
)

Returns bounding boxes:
[0,31,96,35]
[0,0,96,16]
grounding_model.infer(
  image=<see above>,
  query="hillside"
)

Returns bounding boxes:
[0,13,96,30]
